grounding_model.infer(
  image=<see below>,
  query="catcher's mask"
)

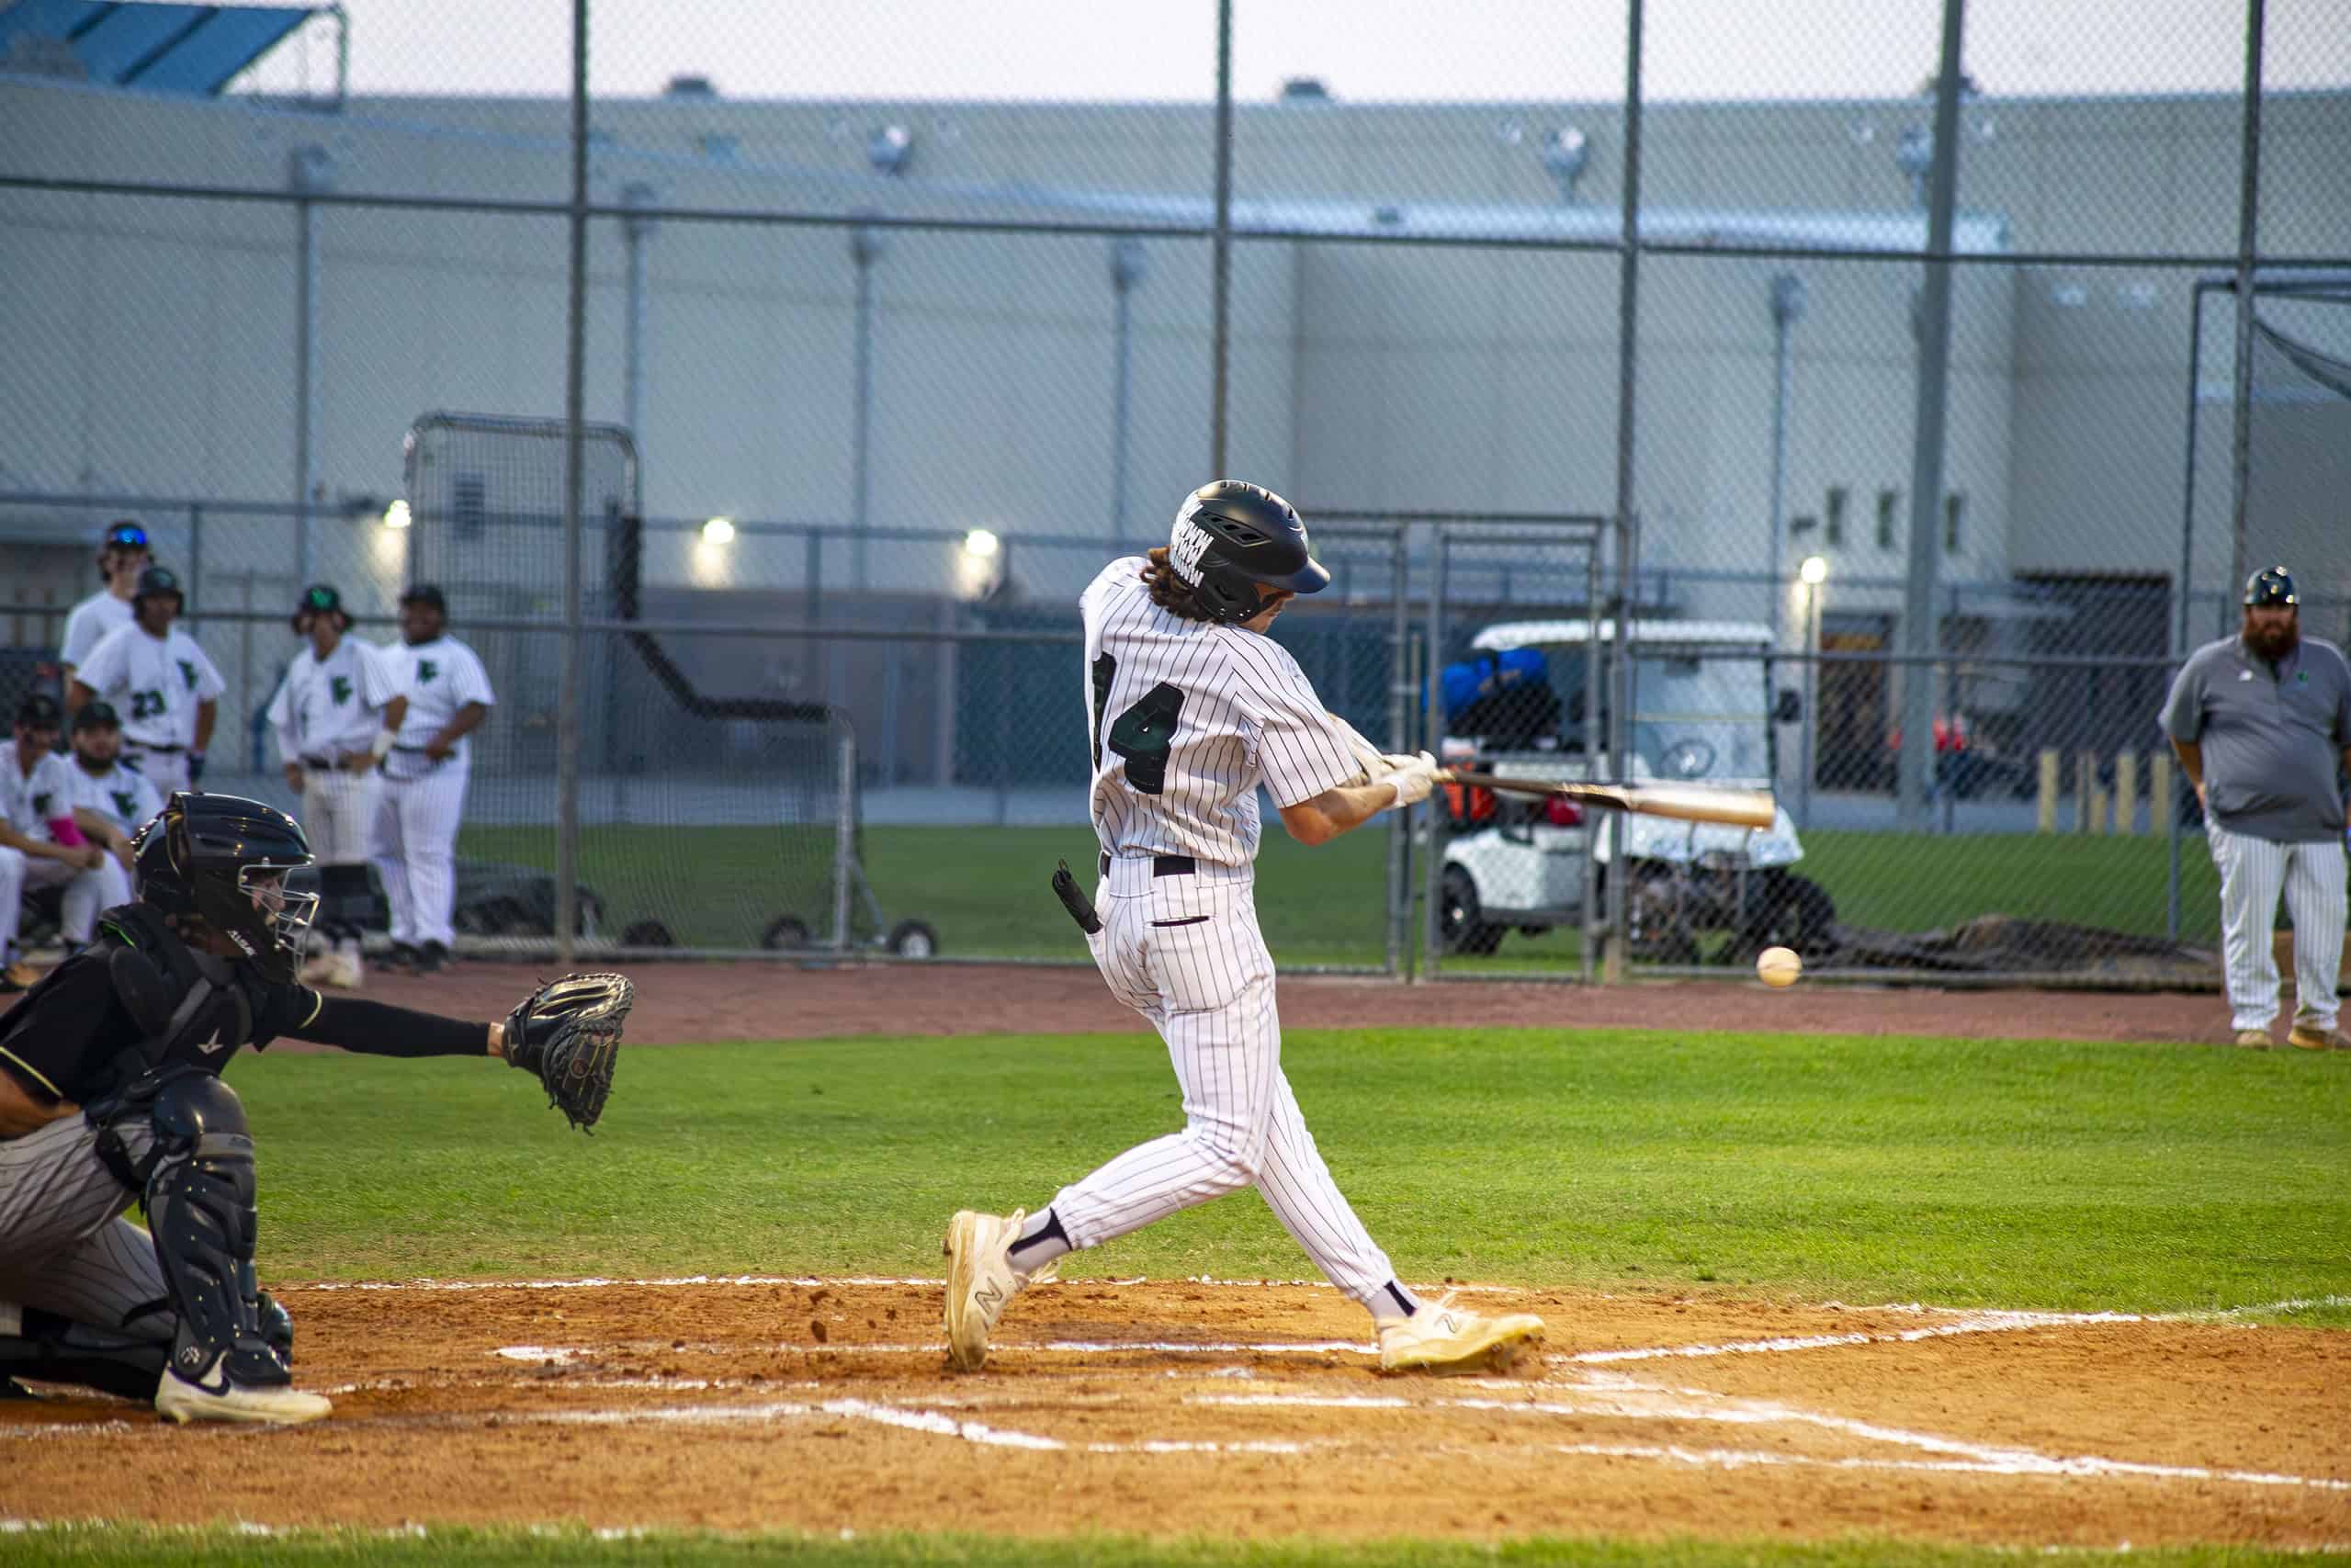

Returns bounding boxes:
[1167,479,1330,625]
[134,793,320,982]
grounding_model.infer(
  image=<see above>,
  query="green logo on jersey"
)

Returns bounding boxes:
[418,660,440,684]
[30,791,51,818]
[331,674,353,705]
[177,659,198,691]
[131,689,166,720]
[112,789,139,818]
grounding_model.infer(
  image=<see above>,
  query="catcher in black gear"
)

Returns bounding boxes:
[0,792,632,1425]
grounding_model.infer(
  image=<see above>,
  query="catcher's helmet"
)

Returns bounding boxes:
[134,793,319,983]
[291,582,351,633]
[1167,480,1329,625]
[2244,566,2298,608]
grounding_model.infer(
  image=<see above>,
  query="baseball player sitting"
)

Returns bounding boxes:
[0,695,124,989]
[59,700,159,879]
[267,584,407,989]
[943,480,1544,1376]
[0,793,632,1424]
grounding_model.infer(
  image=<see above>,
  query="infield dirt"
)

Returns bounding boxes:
[3,1278,2343,1548]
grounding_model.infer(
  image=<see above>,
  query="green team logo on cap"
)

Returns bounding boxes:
[308,588,334,609]
[331,675,353,705]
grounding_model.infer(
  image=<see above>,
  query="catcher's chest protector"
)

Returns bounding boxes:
[96,906,272,1089]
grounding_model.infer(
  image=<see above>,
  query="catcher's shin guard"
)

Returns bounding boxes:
[141,1074,294,1390]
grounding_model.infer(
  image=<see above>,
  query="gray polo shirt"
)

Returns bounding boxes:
[2160,634,2351,842]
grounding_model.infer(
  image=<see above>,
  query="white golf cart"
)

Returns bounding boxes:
[1437,619,1835,963]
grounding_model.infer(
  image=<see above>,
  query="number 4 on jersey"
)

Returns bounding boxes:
[1091,653,1185,796]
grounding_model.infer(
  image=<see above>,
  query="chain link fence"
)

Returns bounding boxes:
[3,1,2344,983]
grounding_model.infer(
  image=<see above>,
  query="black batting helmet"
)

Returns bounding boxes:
[133,793,319,983]
[1166,480,1330,625]
[291,583,351,633]
[132,565,185,611]
[2244,567,2298,608]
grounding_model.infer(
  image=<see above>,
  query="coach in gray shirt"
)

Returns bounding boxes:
[2162,567,2351,1050]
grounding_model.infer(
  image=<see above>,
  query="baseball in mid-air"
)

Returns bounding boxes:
[1756,945,1803,988]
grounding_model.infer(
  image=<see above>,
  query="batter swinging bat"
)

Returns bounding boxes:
[1436,770,1777,830]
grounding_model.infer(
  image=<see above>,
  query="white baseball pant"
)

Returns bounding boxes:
[9,852,125,949]
[0,1113,174,1358]
[124,745,189,795]
[2207,822,2347,1032]
[300,767,382,866]
[1049,857,1400,1306]
[374,762,469,948]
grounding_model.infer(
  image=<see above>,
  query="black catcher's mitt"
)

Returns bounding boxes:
[503,972,634,1132]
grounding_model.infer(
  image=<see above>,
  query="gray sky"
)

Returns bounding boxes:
[242,1,2346,102]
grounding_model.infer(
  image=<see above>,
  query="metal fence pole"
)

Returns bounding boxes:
[1420,526,1449,979]
[553,0,589,967]
[2226,0,2266,603]
[1209,0,1234,479]
[831,728,858,949]
[1386,525,1410,978]
[1894,0,1968,832]
[1603,0,1647,986]
[1580,539,1601,986]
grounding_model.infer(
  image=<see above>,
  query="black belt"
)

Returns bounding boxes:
[128,740,183,754]
[1101,852,1195,878]
[300,755,336,769]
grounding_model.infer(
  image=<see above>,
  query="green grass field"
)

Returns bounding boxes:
[34,1023,2350,1565]
[459,823,2247,968]
[251,1026,2348,1315]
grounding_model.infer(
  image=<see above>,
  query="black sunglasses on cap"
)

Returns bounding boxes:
[104,522,150,550]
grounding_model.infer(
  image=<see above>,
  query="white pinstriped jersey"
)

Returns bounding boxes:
[73,624,225,751]
[266,637,403,761]
[1080,557,1356,870]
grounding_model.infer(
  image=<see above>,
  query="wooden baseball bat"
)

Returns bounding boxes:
[1434,770,1777,830]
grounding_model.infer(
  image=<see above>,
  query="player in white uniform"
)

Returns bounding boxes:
[57,520,152,686]
[66,568,223,797]
[267,585,410,989]
[58,700,163,866]
[373,585,494,974]
[942,481,1545,1375]
[0,696,120,988]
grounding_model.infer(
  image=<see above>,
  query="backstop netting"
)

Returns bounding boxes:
[400,413,853,956]
[2244,307,2351,642]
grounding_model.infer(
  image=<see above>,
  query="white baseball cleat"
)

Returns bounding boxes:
[941,1208,1026,1371]
[329,949,365,989]
[155,1360,333,1426]
[1376,1292,1545,1376]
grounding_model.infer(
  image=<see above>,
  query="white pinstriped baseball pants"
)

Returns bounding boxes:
[2207,822,2347,1032]
[1050,858,1399,1306]
[0,1112,174,1355]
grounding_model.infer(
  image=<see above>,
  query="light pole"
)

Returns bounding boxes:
[288,143,333,588]
[1767,273,1805,644]
[620,183,656,447]
[1799,554,1828,830]
[1109,238,1147,552]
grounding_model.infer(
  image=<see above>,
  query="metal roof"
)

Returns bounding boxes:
[0,1,312,95]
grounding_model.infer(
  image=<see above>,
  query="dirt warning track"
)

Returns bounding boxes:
[4,1278,2344,1548]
